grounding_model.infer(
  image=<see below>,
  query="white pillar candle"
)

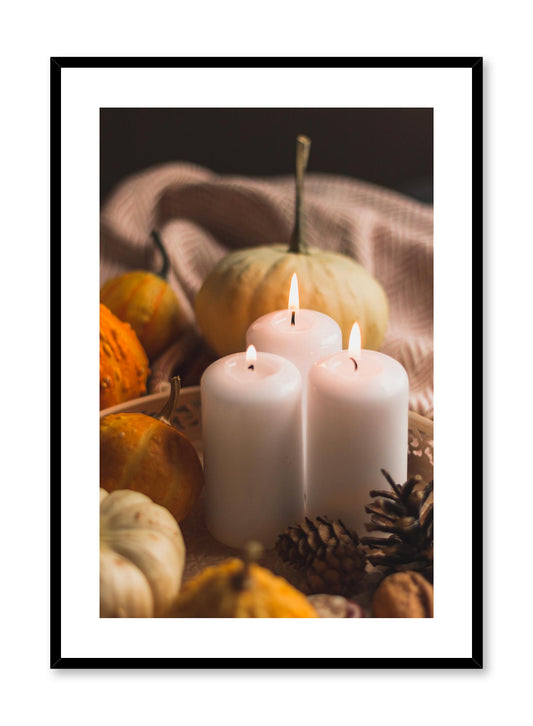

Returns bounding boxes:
[306,323,409,534]
[201,345,304,549]
[246,275,342,506]
[245,273,343,384]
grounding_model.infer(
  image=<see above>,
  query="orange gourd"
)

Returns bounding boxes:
[100,377,204,522]
[101,230,187,360]
[169,544,318,618]
[100,303,150,410]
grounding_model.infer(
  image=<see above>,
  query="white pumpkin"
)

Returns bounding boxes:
[100,488,186,617]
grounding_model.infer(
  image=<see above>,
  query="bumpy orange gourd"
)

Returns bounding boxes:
[100,377,204,522]
[100,303,150,410]
[169,550,318,618]
[101,230,187,360]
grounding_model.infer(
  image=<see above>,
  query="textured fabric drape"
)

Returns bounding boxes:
[101,163,433,418]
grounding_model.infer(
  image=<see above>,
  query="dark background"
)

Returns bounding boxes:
[100,108,433,206]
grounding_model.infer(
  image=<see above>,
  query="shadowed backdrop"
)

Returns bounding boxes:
[100,108,433,206]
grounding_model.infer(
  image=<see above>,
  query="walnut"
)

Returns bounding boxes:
[371,571,433,618]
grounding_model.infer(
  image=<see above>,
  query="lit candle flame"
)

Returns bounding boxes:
[348,322,362,358]
[246,344,257,363]
[288,273,300,310]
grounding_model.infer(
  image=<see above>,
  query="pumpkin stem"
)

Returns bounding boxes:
[150,229,171,280]
[232,541,263,591]
[288,135,311,254]
[155,376,181,425]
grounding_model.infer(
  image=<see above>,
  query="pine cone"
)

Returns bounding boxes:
[361,469,433,582]
[276,517,367,597]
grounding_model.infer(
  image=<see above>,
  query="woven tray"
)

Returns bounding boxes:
[100,386,434,592]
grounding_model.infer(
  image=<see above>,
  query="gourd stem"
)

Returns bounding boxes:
[288,135,311,254]
[232,541,263,591]
[151,229,171,280]
[156,376,181,425]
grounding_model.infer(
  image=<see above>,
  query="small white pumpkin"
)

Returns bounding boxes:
[100,488,186,617]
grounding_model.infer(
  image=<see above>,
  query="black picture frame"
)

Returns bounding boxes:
[51,56,483,669]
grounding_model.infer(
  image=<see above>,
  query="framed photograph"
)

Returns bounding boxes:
[51,57,482,668]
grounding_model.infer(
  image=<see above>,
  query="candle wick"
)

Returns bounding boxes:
[349,357,358,371]
[291,310,296,326]
[248,364,254,371]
